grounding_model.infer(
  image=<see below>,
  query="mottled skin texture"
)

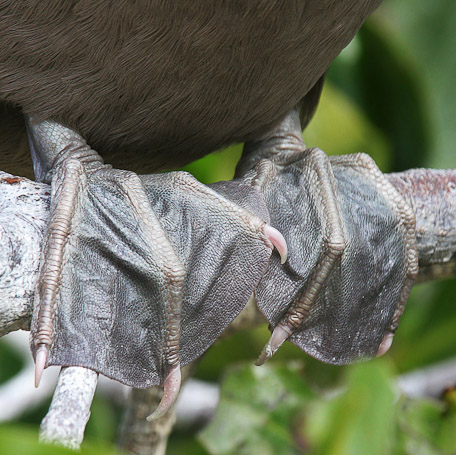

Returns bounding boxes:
[0,0,380,175]
[1,0,418,416]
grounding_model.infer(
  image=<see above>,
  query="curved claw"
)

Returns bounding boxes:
[255,324,291,366]
[264,225,288,264]
[34,346,48,388]
[376,332,394,357]
[146,364,182,421]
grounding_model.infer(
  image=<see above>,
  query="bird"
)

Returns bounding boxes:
[0,1,381,175]
[0,0,410,418]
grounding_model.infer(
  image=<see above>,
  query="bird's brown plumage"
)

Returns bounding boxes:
[0,0,381,176]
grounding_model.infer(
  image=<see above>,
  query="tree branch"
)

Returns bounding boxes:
[387,169,456,283]
[0,166,455,452]
[2,168,455,337]
[39,366,98,450]
[0,175,48,336]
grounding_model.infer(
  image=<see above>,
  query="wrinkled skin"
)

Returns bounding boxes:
[34,112,417,390]
[243,153,417,364]
[0,0,420,418]
[44,171,273,387]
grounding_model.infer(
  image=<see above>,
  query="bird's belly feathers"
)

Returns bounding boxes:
[0,0,380,173]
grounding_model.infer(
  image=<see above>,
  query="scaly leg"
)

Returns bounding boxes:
[26,117,287,418]
[236,108,417,365]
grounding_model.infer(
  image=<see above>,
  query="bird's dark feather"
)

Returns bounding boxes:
[0,0,380,174]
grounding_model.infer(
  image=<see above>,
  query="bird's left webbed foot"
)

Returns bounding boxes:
[235,108,418,365]
[26,117,286,418]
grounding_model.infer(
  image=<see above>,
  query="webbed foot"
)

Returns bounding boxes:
[26,117,287,416]
[236,108,418,365]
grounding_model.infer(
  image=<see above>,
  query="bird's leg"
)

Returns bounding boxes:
[27,117,104,386]
[255,148,346,365]
[26,116,287,417]
[237,109,346,363]
[236,107,417,364]
[27,117,186,415]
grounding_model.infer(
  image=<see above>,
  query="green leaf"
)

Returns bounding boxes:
[0,336,25,384]
[330,19,432,172]
[304,359,396,455]
[395,395,456,454]
[397,398,445,452]
[181,144,242,185]
[438,389,456,452]
[199,362,313,455]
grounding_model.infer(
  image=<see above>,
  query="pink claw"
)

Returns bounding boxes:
[376,332,394,357]
[146,364,182,421]
[255,324,291,366]
[264,225,288,264]
[34,346,48,388]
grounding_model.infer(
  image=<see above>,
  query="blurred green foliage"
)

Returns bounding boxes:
[0,425,122,455]
[1,1,455,454]
[199,361,456,455]
[200,362,315,455]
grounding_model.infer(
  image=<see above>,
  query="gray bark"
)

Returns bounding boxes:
[387,169,456,283]
[0,175,48,336]
[39,366,98,449]
[2,169,455,338]
[0,167,455,453]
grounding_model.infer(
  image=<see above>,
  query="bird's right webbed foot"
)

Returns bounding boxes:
[235,108,418,366]
[26,116,286,418]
